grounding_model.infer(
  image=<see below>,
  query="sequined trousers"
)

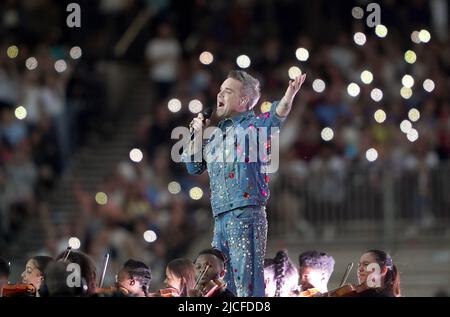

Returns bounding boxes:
[212,206,268,297]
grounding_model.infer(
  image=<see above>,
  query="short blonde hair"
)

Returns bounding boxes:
[228,70,261,110]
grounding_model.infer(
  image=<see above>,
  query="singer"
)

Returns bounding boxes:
[182,70,306,297]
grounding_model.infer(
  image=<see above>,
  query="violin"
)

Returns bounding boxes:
[2,284,37,297]
[149,287,180,297]
[321,283,371,297]
[198,279,226,297]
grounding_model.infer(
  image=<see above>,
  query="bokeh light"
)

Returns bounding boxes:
[261,101,272,113]
[168,181,181,195]
[400,87,413,99]
[95,192,108,205]
[360,70,373,84]
[188,99,203,114]
[68,237,81,250]
[189,187,204,200]
[404,50,417,64]
[143,230,157,243]
[402,75,414,88]
[366,148,379,162]
[321,127,334,142]
[236,55,251,69]
[407,129,419,142]
[400,120,412,134]
[295,48,309,62]
[288,66,302,80]
[15,106,27,120]
[168,98,182,113]
[69,46,82,59]
[353,32,367,46]
[418,29,431,43]
[347,83,361,97]
[129,148,143,163]
[375,24,388,38]
[423,79,435,93]
[26,57,38,70]
[370,88,383,102]
[411,31,421,44]
[7,45,19,58]
[312,79,326,93]
[199,51,214,65]
[374,109,386,123]
[408,108,420,122]
[54,60,67,73]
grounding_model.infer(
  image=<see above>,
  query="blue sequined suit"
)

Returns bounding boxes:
[184,101,285,296]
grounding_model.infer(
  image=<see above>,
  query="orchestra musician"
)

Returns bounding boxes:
[297,250,335,295]
[188,248,235,297]
[20,255,52,297]
[355,249,401,297]
[115,259,152,297]
[159,258,196,297]
[264,250,299,297]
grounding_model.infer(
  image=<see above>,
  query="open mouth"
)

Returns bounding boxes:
[217,101,225,108]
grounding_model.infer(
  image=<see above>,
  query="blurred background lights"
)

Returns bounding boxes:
[236,55,251,69]
[400,120,412,134]
[418,29,431,43]
[68,237,81,250]
[370,88,383,102]
[423,79,435,92]
[288,66,302,80]
[375,24,388,38]
[168,181,181,195]
[295,48,309,62]
[95,192,108,205]
[366,148,378,162]
[189,187,203,200]
[353,32,367,46]
[188,99,203,114]
[69,46,82,59]
[26,57,38,70]
[400,87,413,99]
[321,127,334,142]
[404,50,417,64]
[168,98,182,113]
[347,83,361,97]
[408,108,420,122]
[54,59,67,73]
[7,45,19,58]
[411,31,421,44]
[143,230,157,243]
[261,101,272,113]
[402,75,414,88]
[199,51,214,65]
[360,70,373,84]
[312,79,326,93]
[374,109,386,123]
[352,7,364,19]
[15,106,27,120]
[129,148,143,163]
[407,129,419,142]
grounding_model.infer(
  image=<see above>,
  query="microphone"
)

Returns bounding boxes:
[190,107,213,140]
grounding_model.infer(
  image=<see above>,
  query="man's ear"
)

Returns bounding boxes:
[219,270,225,279]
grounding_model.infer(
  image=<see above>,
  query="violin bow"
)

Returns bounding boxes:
[194,263,211,290]
[98,253,110,288]
[339,262,354,287]
[62,247,72,261]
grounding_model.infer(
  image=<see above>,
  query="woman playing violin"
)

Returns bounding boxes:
[160,258,196,297]
[188,248,235,297]
[20,255,53,297]
[356,249,401,297]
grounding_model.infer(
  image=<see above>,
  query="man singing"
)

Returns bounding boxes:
[183,70,306,296]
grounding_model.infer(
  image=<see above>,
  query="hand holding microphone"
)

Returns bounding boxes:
[189,107,213,140]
